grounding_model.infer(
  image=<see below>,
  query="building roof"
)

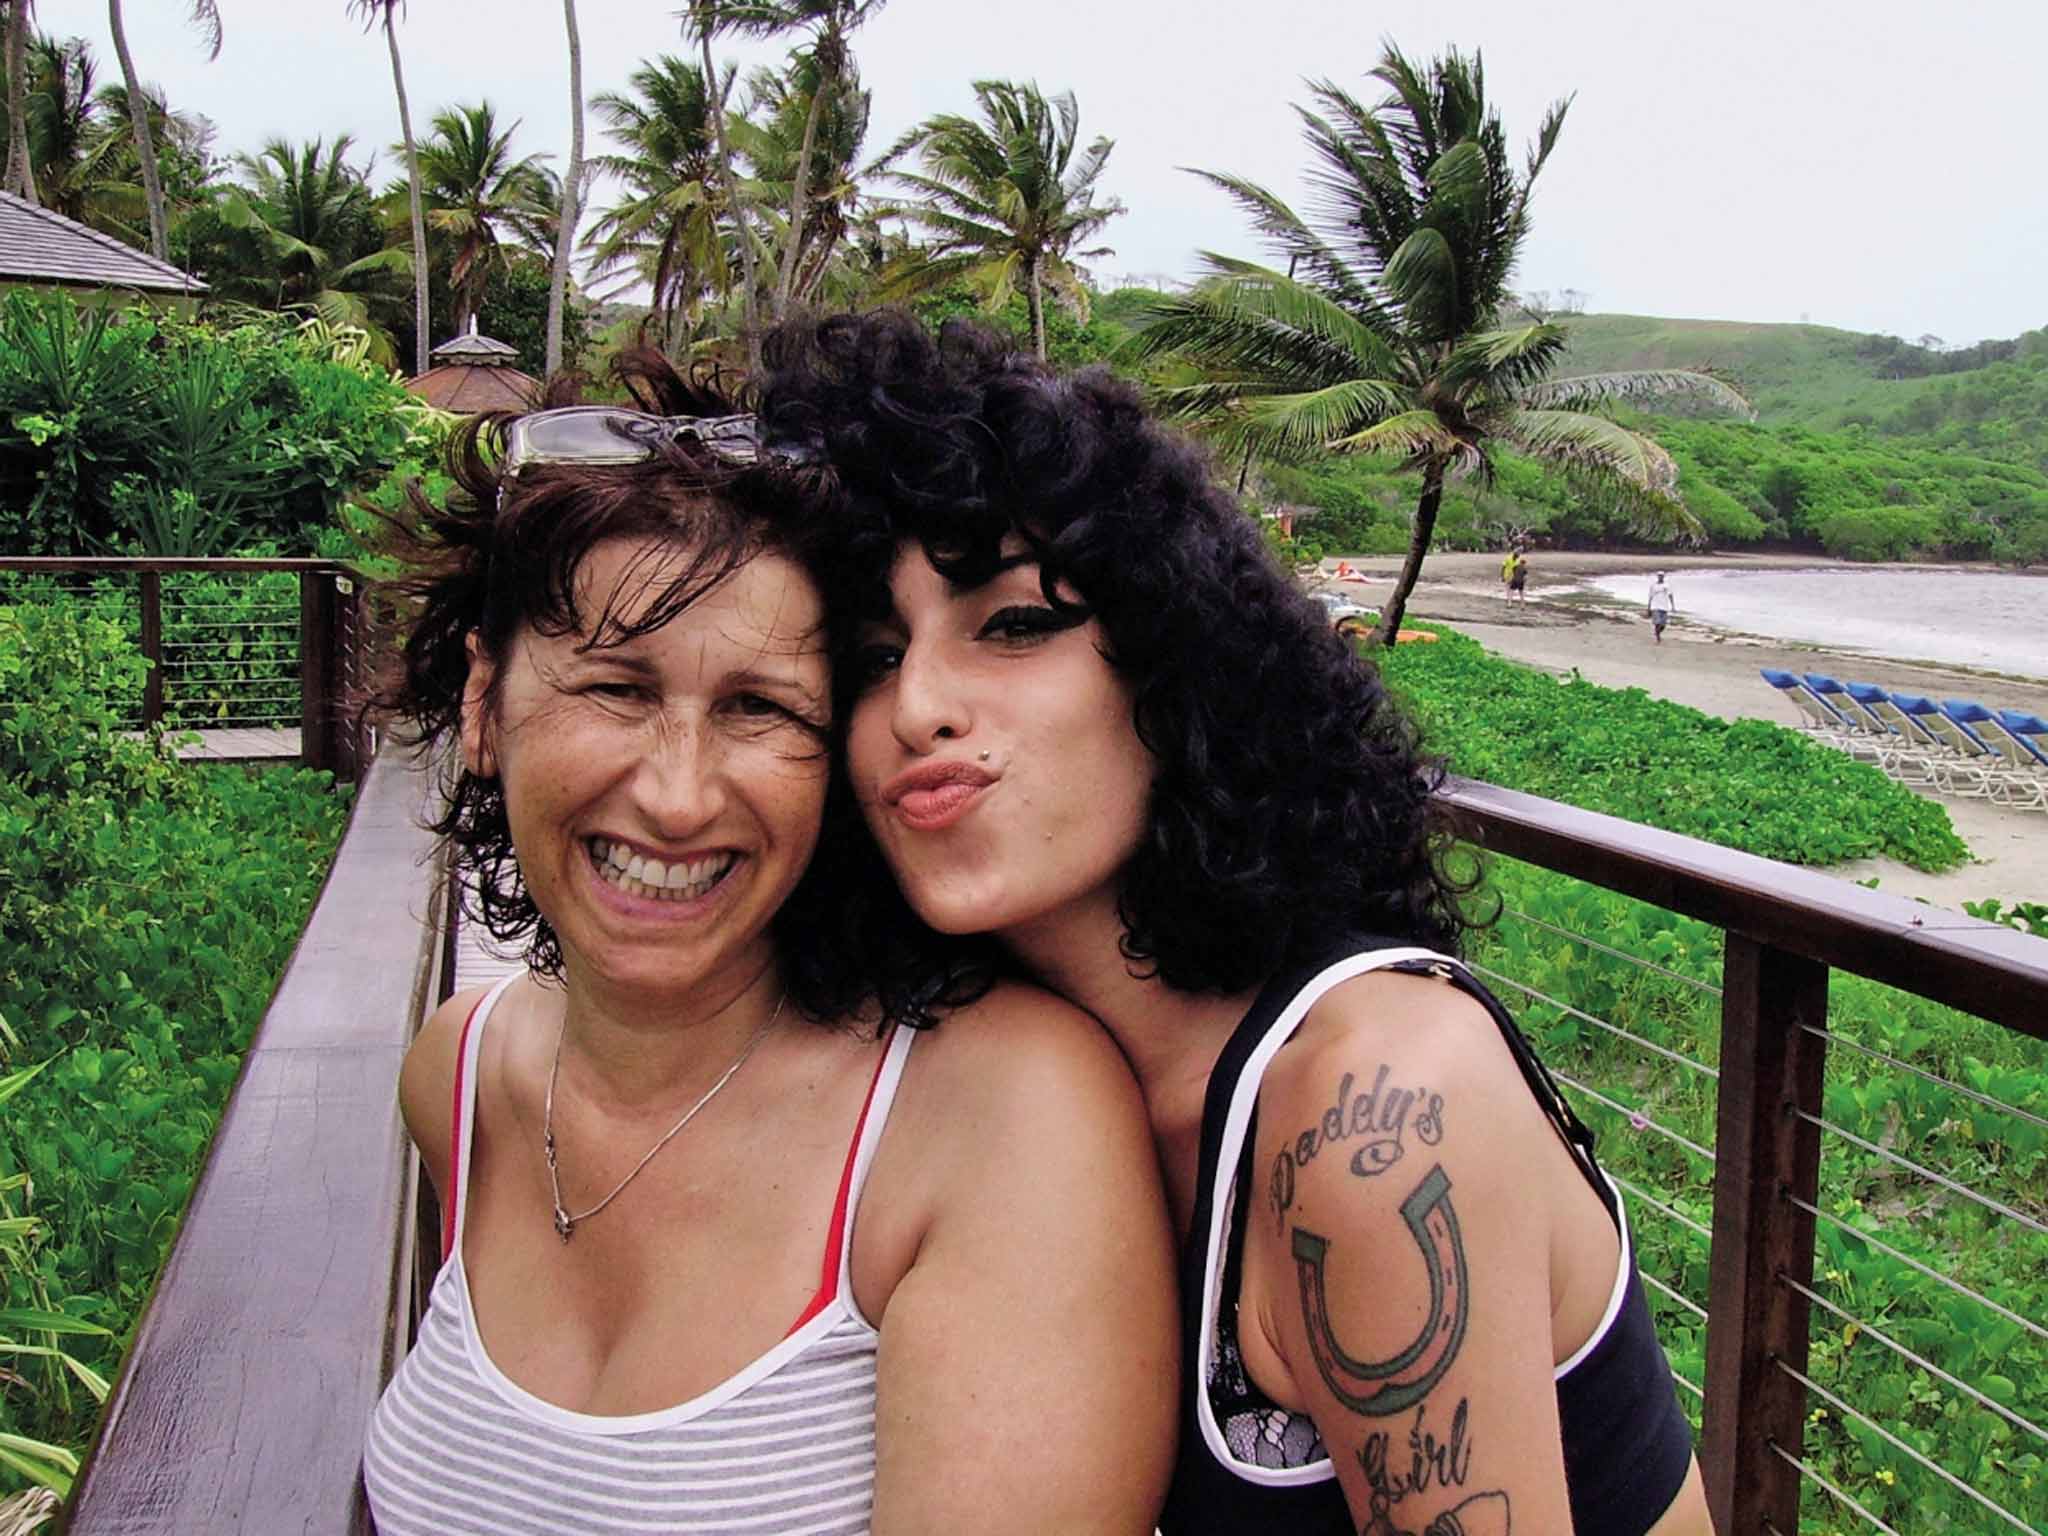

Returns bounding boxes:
[0,190,207,294]
[431,327,521,363]
[405,362,541,415]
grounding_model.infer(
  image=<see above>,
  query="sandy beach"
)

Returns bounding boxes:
[1315,552,2048,908]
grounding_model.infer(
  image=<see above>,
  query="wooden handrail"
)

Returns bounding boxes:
[64,750,446,1536]
[0,557,352,574]
[1445,774,2048,1532]
[1440,776,2048,1038]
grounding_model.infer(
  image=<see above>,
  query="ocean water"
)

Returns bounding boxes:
[1580,568,2048,680]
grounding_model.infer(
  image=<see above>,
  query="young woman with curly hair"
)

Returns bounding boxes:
[358,356,1175,1536]
[756,312,1714,1536]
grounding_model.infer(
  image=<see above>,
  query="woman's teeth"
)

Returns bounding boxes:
[588,838,736,902]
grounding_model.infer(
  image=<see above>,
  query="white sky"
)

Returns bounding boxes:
[38,0,2048,343]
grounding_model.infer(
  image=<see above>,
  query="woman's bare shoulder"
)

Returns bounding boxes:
[398,983,497,1200]
[910,979,1144,1125]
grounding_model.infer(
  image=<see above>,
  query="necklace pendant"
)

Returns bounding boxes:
[553,1206,574,1243]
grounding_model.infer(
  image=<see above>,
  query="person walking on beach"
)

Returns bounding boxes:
[1501,546,1517,599]
[1647,571,1676,643]
[1509,548,1530,604]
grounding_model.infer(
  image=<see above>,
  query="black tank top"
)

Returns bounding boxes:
[1159,939,1696,1536]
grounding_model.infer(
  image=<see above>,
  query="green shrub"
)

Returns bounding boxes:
[1378,626,1969,871]
[0,293,431,556]
[1812,503,1944,561]
[0,607,347,1485]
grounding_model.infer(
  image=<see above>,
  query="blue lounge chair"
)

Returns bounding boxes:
[1996,709,2048,770]
[1761,669,1857,738]
[1841,682,1943,787]
[1802,673,1890,764]
[1935,699,2029,803]
[1951,700,2048,810]
[1889,693,2000,798]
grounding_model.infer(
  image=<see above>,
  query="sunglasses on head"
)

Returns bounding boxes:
[498,407,817,480]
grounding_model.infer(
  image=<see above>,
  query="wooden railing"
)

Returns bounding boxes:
[52,766,2048,1533]
[1440,778,2047,1535]
[64,751,446,1534]
[0,556,371,780]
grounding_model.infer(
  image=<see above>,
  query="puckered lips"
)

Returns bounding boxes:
[586,835,740,907]
[879,759,997,833]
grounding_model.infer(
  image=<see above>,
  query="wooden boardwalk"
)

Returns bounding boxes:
[169,726,298,762]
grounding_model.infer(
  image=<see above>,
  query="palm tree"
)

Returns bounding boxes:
[210,136,410,363]
[879,79,1123,360]
[347,0,430,374]
[681,0,765,368]
[544,0,584,377]
[700,0,884,316]
[4,0,35,201]
[413,100,552,337]
[732,49,871,309]
[585,56,733,349]
[107,0,219,261]
[1125,46,1750,644]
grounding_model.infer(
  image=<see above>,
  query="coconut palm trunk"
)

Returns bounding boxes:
[691,7,760,369]
[1375,457,1446,646]
[775,51,829,314]
[381,10,430,374]
[545,0,584,377]
[107,0,168,260]
[4,1,37,202]
[1027,252,1046,360]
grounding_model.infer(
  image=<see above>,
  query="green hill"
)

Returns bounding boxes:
[1558,312,2048,444]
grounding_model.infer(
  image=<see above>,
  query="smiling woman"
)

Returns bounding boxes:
[358,355,1177,1536]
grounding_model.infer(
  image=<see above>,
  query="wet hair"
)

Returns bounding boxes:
[370,349,995,1029]
[756,311,1479,995]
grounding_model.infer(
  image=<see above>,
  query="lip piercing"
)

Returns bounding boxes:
[978,750,991,762]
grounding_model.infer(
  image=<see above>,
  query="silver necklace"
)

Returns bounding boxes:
[542,993,785,1243]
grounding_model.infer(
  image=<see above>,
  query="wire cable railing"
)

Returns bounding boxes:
[1472,962,1721,1080]
[1789,1192,2048,1348]
[1500,905,1725,996]
[1780,1272,2048,1451]
[1802,1020,2048,1135]
[1773,1358,2042,1535]
[1797,1109,2048,1236]
[1763,1444,1902,1536]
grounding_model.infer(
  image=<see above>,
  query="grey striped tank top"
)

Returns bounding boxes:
[363,976,917,1535]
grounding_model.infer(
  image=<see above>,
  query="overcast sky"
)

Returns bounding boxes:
[38,0,2048,343]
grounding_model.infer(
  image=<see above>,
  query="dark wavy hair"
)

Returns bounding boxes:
[756,311,1478,994]
[370,349,997,1030]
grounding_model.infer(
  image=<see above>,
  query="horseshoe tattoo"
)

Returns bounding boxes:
[1292,1162,1469,1417]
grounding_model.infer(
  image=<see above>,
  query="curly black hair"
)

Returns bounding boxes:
[369,349,997,1030]
[755,311,1477,994]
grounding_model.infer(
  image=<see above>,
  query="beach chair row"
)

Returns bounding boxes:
[1760,670,2048,811]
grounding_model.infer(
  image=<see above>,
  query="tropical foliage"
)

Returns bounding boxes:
[0,599,346,1491]
[877,79,1123,359]
[1124,46,1749,640]
[0,293,432,556]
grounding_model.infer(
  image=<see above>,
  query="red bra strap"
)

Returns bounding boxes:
[439,994,489,1265]
[786,1029,897,1335]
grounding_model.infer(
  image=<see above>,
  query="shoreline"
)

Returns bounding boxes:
[1315,554,2048,908]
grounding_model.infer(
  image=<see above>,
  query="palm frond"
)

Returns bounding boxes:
[1517,368,1755,417]
[1329,408,1471,467]
[1504,408,1682,493]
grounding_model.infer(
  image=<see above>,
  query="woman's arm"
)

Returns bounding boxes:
[868,986,1179,1536]
[397,984,491,1206]
[1242,970,1584,1536]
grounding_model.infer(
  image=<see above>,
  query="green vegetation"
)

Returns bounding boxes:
[1389,629,2042,1532]
[1378,626,1969,871]
[0,292,440,557]
[0,602,347,1489]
